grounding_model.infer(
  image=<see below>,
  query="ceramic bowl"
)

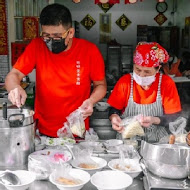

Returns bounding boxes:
[49,169,90,190]
[71,156,107,175]
[91,170,133,190]
[108,159,142,178]
[2,170,36,190]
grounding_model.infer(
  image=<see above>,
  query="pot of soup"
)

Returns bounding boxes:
[0,103,35,170]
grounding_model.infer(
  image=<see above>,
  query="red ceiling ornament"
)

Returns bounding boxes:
[158,0,165,2]
[95,0,120,4]
[125,0,143,4]
[73,0,81,3]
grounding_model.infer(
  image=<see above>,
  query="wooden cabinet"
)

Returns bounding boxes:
[106,45,133,81]
[137,25,180,56]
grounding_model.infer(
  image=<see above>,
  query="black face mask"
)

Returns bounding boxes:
[45,38,68,54]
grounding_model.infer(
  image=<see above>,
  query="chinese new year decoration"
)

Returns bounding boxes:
[116,14,131,31]
[98,3,113,13]
[0,0,8,55]
[23,17,39,41]
[154,13,167,26]
[80,14,96,30]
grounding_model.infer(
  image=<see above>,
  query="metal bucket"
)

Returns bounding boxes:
[140,140,190,179]
[0,107,35,170]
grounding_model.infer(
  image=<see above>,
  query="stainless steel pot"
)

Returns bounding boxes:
[0,106,35,170]
[140,140,190,179]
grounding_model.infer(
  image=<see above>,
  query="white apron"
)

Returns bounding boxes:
[122,73,168,142]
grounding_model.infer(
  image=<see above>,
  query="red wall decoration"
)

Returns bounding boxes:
[95,0,120,4]
[0,0,8,55]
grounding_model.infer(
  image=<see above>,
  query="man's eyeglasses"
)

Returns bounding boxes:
[40,29,70,42]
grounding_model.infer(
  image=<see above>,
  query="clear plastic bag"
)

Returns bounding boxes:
[120,116,144,139]
[85,128,99,141]
[57,122,74,139]
[52,163,82,185]
[67,108,86,138]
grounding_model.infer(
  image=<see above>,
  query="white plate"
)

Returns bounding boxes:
[104,139,123,147]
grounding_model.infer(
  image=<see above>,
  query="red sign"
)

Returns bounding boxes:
[125,0,143,3]
[0,0,8,55]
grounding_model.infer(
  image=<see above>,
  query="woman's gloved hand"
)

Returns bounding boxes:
[139,116,160,128]
[110,114,123,133]
[8,85,27,108]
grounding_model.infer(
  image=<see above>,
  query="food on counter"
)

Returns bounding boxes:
[78,163,98,169]
[122,121,144,139]
[70,123,85,138]
[175,134,186,144]
[56,177,82,185]
[45,137,76,147]
[114,163,136,172]
[169,134,175,144]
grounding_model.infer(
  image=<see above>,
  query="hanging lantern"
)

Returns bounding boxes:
[73,0,81,3]
[95,0,119,4]
[158,0,165,2]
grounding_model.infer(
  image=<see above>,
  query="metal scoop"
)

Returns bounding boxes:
[0,171,21,185]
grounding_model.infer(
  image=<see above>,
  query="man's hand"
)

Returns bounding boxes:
[80,98,94,120]
[8,85,27,108]
[110,114,123,133]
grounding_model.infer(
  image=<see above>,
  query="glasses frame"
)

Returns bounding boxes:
[40,29,70,42]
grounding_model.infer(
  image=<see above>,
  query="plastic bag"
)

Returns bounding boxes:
[72,146,98,169]
[169,117,187,144]
[52,163,82,185]
[120,116,144,139]
[66,108,85,138]
[57,122,74,139]
[85,128,99,141]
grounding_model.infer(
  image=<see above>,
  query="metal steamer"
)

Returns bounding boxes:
[0,103,35,170]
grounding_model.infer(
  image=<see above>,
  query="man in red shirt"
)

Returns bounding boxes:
[5,4,107,137]
[108,42,181,142]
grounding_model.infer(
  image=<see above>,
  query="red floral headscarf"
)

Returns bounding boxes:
[133,42,169,67]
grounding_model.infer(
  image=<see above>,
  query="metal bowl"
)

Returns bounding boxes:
[140,141,190,179]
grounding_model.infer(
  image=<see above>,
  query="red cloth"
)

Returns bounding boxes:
[108,73,181,114]
[133,42,169,67]
[13,37,105,137]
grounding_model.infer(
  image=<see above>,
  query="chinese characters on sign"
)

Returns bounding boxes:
[98,3,113,13]
[154,13,167,26]
[0,0,8,55]
[116,14,131,31]
[23,17,39,41]
[80,14,96,30]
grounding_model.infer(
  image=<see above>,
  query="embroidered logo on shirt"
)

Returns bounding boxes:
[76,61,81,85]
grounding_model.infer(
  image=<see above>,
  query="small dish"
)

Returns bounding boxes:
[0,170,36,190]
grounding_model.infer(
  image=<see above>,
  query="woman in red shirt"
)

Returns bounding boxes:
[108,42,181,142]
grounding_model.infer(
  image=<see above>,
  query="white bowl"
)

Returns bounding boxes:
[79,141,105,153]
[91,170,133,190]
[104,139,123,147]
[108,159,142,178]
[2,170,36,190]
[71,157,107,175]
[49,168,90,190]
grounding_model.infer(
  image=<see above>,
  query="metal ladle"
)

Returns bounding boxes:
[0,171,21,185]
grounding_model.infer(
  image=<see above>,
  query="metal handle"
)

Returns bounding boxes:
[8,113,25,128]
[2,102,7,120]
